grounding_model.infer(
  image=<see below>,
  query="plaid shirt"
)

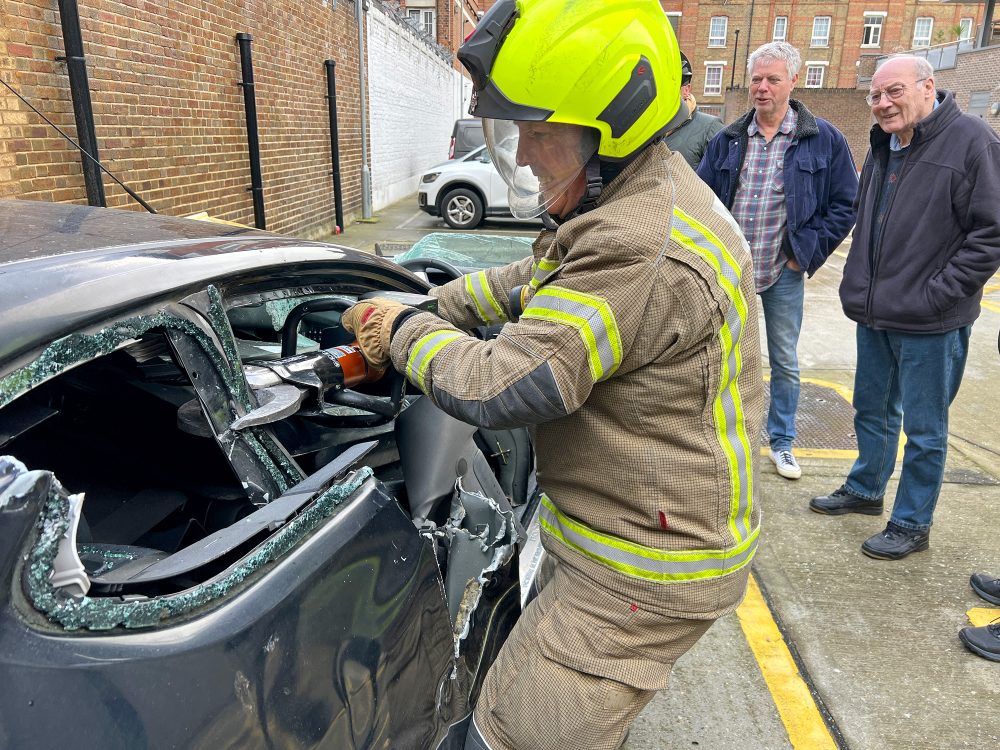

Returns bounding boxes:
[731,107,798,292]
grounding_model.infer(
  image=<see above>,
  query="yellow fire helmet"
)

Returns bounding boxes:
[458,0,685,162]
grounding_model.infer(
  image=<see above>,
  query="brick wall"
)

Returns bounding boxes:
[368,1,465,210]
[723,87,873,170]
[0,0,366,237]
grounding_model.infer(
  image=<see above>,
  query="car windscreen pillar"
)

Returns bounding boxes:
[236,33,266,230]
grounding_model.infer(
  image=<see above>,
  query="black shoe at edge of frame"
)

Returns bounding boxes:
[860,523,930,560]
[959,620,1000,662]
[809,485,884,516]
[970,573,1000,606]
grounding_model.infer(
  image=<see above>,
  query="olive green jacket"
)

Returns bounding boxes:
[666,108,725,169]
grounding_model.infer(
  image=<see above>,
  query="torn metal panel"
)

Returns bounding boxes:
[442,478,518,652]
[3,454,373,631]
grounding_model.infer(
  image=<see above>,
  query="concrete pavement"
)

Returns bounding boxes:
[326,197,1000,750]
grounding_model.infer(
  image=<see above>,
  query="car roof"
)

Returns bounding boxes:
[0,200,417,371]
[0,199,268,263]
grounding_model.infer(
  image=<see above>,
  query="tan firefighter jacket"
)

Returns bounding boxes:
[389,142,764,621]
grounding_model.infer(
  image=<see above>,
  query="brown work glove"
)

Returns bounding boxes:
[341,298,410,369]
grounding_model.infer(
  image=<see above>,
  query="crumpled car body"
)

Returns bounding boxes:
[0,200,539,749]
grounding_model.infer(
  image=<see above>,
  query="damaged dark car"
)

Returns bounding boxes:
[0,200,540,749]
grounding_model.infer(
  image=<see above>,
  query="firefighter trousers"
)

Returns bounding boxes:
[466,556,714,750]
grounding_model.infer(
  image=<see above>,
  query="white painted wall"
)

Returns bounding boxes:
[367,4,468,211]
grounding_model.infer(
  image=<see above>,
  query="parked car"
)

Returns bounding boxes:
[419,145,544,231]
[419,145,507,230]
[448,118,485,160]
[0,199,539,749]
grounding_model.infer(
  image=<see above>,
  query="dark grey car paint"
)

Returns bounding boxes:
[0,200,528,749]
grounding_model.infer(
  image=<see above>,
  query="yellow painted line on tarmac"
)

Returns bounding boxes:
[737,575,838,750]
[982,283,1000,294]
[980,299,1000,315]
[761,446,857,459]
[968,608,1000,627]
[800,376,854,404]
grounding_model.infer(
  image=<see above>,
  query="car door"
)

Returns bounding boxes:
[0,255,531,749]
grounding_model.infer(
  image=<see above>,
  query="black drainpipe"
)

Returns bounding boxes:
[980,0,996,48]
[743,0,757,88]
[236,33,265,229]
[56,0,105,206]
[324,59,345,234]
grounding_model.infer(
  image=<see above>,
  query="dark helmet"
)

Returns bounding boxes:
[680,51,693,86]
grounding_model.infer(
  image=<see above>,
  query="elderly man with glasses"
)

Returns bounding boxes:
[811,55,1000,560]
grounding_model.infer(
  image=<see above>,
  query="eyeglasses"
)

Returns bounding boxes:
[865,78,927,106]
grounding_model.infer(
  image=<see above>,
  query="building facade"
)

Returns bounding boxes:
[660,0,990,113]
[398,0,490,66]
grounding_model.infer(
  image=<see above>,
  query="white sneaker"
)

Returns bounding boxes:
[769,449,802,480]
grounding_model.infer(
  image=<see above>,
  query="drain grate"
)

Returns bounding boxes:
[762,381,857,451]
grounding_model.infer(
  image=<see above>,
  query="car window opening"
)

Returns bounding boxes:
[0,316,321,622]
[3,291,536,640]
[2,453,371,631]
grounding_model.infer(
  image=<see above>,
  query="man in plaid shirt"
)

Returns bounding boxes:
[698,41,857,480]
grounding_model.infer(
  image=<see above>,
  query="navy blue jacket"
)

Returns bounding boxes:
[697,100,858,276]
[840,91,1000,332]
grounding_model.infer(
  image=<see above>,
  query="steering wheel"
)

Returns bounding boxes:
[397,257,465,285]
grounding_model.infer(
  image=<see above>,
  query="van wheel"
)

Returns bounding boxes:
[441,188,484,230]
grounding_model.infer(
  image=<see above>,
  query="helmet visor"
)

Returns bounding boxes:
[483,119,599,219]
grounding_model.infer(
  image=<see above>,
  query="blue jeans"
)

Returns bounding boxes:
[759,264,805,451]
[845,325,971,531]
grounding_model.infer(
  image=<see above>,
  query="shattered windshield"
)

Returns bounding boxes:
[394,232,534,271]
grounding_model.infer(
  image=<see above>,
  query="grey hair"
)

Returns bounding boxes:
[747,41,802,78]
[885,54,934,79]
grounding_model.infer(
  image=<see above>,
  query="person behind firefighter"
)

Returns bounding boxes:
[665,51,724,169]
[342,1,764,748]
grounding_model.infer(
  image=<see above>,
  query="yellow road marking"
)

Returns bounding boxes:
[800,376,854,403]
[981,299,1000,315]
[982,283,1000,295]
[968,607,1000,628]
[761,447,857,459]
[737,575,838,750]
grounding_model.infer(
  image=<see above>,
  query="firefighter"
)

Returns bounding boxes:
[343,1,764,747]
